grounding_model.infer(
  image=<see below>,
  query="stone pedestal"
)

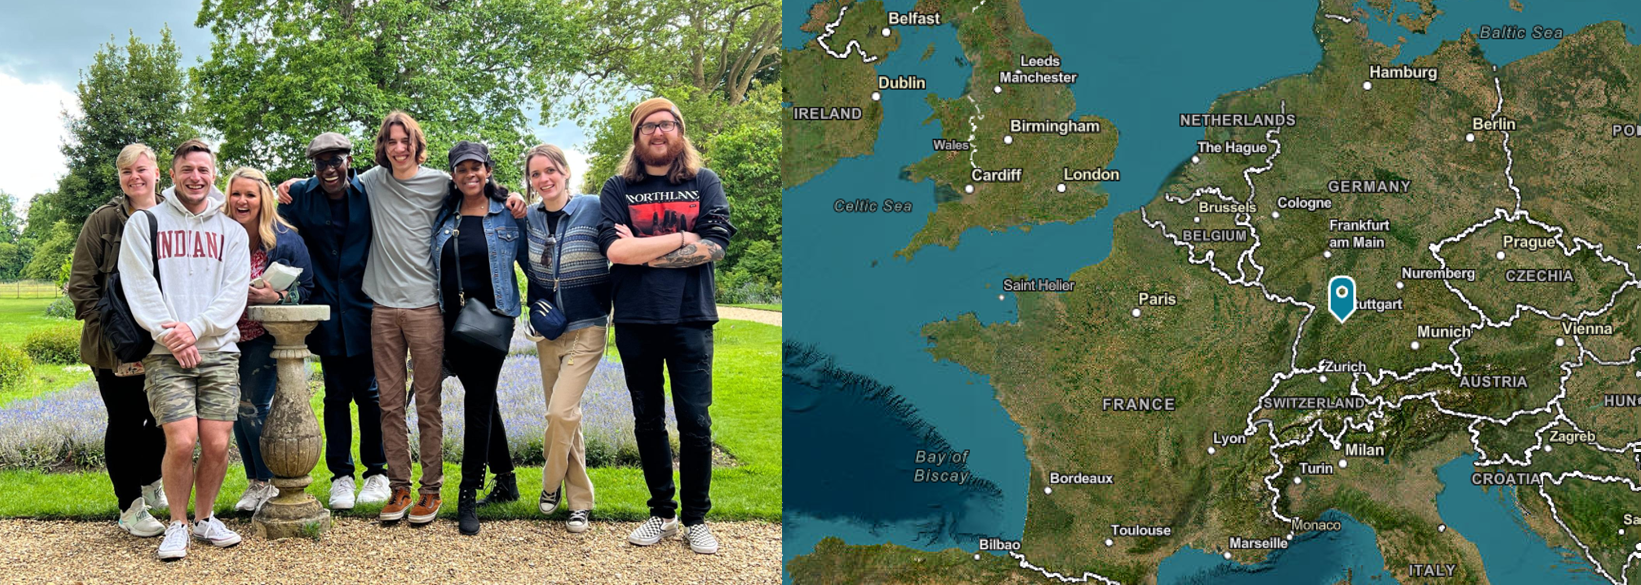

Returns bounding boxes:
[246,305,332,539]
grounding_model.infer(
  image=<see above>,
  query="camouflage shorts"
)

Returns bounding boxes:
[143,352,241,425]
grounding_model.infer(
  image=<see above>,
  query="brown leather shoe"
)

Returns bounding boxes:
[379,488,413,522]
[408,493,442,524]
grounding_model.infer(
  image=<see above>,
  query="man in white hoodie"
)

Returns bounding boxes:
[119,138,251,561]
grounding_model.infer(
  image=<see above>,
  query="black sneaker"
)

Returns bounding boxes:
[538,485,562,515]
[479,473,518,506]
[457,489,479,536]
[566,510,590,533]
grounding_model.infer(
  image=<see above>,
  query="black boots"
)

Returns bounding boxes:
[478,473,519,506]
[458,488,479,535]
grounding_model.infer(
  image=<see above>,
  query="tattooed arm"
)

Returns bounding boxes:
[644,239,725,268]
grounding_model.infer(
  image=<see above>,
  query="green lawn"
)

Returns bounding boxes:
[0,298,94,407]
[0,318,781,524]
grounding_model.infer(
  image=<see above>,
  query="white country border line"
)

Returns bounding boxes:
[815,5,881,63]
[1006,551,1122,585]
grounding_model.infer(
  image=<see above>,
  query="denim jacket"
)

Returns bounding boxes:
[431,196,526,317]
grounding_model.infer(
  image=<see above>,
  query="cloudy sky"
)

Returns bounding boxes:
[0,1,589,219]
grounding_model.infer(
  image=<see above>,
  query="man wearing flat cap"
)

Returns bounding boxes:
[276,132,392,512]
[599,96,736,554]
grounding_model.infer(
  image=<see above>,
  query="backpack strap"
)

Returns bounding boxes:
[139,209,161,292]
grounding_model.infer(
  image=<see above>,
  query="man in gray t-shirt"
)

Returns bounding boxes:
[279,111,522,525]
[357,163,447,309]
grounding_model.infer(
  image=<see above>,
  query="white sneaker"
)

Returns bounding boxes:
[626,516,679,546]
[192,515,242,548]
[329,475,357,510]
[566,510,590,533]
[118,499,165,538]
[235,481,273,513]
[255,482,280,509]
[356,474,390,506]
[157,521,189,560]
[686,523,719,554]
[142,479,168,511]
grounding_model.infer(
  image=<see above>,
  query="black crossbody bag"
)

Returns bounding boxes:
[449,223,514,354]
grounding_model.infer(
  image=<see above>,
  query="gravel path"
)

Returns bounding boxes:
[717,307,780,327]
[0,517,780,583]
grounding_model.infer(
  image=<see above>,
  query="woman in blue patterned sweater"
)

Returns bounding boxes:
[477,144,612,534]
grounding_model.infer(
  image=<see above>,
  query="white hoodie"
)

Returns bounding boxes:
[118,185,251,355]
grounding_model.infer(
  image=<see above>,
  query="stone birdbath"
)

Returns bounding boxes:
[246,304,331,539]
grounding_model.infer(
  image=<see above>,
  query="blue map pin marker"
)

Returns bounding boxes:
[1329,275,1357,324]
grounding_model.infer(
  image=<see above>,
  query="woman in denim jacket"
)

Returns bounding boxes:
[429,141,527,536]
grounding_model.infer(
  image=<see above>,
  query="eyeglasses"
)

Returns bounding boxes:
[313,155,347,170]
[638,120,680,135]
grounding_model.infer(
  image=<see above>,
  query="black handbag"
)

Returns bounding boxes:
[97,209,160,363]
[448,222,514,354]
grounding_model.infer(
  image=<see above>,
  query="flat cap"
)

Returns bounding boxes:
[306,132,352,158]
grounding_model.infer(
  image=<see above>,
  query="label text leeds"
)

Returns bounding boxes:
[1261,396,1367,409]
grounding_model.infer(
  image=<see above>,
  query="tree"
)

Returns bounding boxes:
[23,222,77,282]
[0,192,22,245]
[21,185,64,244]
[193,0,588,188]
[59,28,195,228]
[541,0,780,123]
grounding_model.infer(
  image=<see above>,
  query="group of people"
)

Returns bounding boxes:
[66,98,735,560]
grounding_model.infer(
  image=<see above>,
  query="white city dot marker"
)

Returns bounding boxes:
[1556,338,1565,347]
[881,27,891,37]
[1104,538,1114,547]
[1324,250,1333,259]
[1635,371,1640,378]
[1396,281,1404,290]
[1320,375,1328,383]
[1338,459,1348,468]
[1286,533,1294,541]
[1208,446,1216,455]
[872,91,881,101]
[1439,524,1447,533]
[975,553,982,560]
[1294,476,1303,485]
[1271,211,1281,219]
[1191,155,1201,164]
[1621,528,1627,535]
[993,85,1002,94]
[1496,250,1506,260]
[1193,216,1201,224]
[1056,183,1067,193]
[965,184,974,194]
[1224,552,1233,560]
[1044,486,1053,494]
[1634,542,1640,552]
[999,294,1005,301]
[1131,308,1142,318]
[1004,135,1014,145]
[1362,81,1373,90]
[1466,133,1476,142]
[1411,341,1421,350]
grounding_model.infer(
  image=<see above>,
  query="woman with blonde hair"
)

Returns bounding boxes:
[477,144,610,534]
[66,143,170,536]
[222,167,315,513]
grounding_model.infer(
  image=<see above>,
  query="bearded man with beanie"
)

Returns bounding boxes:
[598,97,735,554]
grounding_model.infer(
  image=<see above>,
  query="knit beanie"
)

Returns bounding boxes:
[630,97,684,140]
